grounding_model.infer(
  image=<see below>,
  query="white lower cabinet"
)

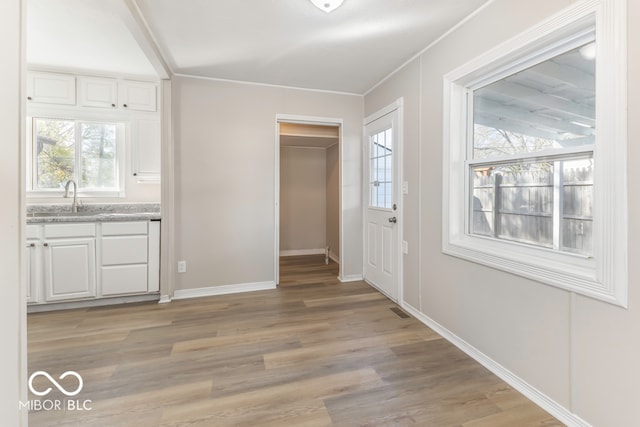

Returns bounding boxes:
[101,221,149,296]
[26,220,160,306]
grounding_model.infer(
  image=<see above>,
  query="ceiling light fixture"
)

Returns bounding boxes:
[579,42,596,60]
[309,0,344,13]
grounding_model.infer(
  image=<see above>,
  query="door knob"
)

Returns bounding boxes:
[388,217,397,223]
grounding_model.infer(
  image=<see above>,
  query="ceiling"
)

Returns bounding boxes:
[27,0,157,78]
[26,0,489,94]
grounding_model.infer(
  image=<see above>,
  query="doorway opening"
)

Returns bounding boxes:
[275,117,342,285]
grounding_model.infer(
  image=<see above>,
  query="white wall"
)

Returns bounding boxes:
[365,0,640,425]
[280,146,326,253]
[0,0,25,424]
[172,76,362,291]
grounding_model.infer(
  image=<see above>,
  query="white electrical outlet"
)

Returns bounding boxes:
[402,240,408,254]
[177,260,187,273]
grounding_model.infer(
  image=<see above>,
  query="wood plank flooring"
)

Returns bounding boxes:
[27,255,563,426]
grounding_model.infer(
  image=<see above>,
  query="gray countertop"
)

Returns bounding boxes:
[26,203,161,224]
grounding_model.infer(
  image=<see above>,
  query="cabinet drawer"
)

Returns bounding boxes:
[44,223,96,239]
[26,225,41,239]
[101,221,148,236]
[101,265,148,295]
[102,235,148,265]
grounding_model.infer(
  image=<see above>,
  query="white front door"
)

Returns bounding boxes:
[364,109,399,301]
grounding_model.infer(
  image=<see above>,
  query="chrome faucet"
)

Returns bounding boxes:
[64,179,78,213]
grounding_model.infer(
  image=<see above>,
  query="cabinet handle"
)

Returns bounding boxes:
[111,103,116,107]
[26,243,35,248]
[27,96,32,101]
[133,172,137,176]
[123,104,128,108]
[43,242,49,247]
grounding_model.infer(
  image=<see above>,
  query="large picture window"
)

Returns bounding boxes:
[469,43,595,256]
[30,118,124,196]
[442,1,627,306]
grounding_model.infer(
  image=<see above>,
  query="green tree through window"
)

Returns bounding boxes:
[33,118,119,191]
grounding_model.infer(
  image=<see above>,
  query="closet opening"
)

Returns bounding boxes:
[275,119,341,285]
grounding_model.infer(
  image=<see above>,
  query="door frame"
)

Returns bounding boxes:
[362,98,404,303]
[274,114,344,285]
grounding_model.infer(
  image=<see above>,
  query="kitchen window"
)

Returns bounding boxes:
[442,1,627,306]
[29,118,125,197]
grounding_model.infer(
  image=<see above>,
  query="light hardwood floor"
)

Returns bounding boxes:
[28,255,563,426]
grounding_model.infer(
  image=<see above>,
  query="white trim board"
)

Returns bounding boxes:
[280,249,326,257]
[338,274,364,283]
[401,302,591,427]
[172,281,276,300]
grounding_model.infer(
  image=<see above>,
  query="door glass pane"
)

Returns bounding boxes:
[370,127,393,209]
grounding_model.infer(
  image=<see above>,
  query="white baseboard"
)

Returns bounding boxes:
[329,251,340,264]
[158,295,172,304]
[280,249,326,256]
[338,274,364,282]
[400,302,590,427]
[173,281,276,300]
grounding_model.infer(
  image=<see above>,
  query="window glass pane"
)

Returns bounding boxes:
[473,43,596,160]
[34,119,75,189]
[80,123,117,189]
[471,161,554,248]
[471,157,593,255]
[562,158,593,254]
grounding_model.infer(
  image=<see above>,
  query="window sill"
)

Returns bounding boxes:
[27,190,125,199]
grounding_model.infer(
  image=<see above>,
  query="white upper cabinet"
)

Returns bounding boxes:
[132,119,161,180]
[78,76,118,108]
[118,80,157,112]
[27,72,76,105]
[28,71,157,112]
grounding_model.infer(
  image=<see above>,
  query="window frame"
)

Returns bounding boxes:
[442,0,628,307]
[27,115,126,198]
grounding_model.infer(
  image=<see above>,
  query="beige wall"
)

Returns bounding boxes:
[365,0,640,425]
[1,0,24,424]
[326,143,340,260]
[280,146,326,252]
[172,76,362,290]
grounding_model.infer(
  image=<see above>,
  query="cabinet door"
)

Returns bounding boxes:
[27,72,76,105]
[118,80,157,112]
[132,119,161,180]
[43,238,96,302]
[78,76,118,108]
